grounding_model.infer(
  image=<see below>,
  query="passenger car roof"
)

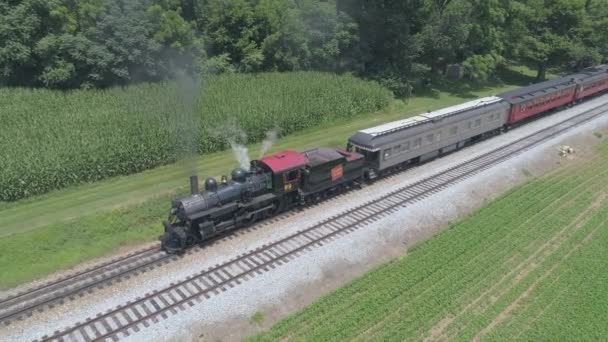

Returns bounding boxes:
[348,96,504,151]
[498,65,608,104]
[498,77,577,104]
[571,64,608,84]
[358,96,503,138]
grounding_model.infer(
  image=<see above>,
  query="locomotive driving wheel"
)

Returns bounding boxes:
[272,199,286,215]
[244,212,259,226]
[185,234,197,247]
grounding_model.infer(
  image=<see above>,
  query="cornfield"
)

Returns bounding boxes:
[0,72,392,201]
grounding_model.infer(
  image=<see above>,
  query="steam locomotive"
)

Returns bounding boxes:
[161,64,608,253]
[161,148,364,253]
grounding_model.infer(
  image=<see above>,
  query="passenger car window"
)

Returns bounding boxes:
[474,119,482,127]
[426,134,434,144]
[450,126,458,135]
[413,138,422,148]
[403,141,410,151]
[384,148,392,160]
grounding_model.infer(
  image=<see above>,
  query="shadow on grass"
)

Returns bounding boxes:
[414,79,498,100]
[408,65,548,101]
[496,66,538,86]
[413,86,441,99]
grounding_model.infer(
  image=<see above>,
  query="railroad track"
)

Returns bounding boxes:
[0,193,342,326]
[35,102,608,342]
[0,245,173,325]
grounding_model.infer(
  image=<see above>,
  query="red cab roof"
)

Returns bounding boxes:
[259,150,309,173]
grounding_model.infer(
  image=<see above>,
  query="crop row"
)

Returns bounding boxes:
[486,207,608,340]
[0,72,392,201]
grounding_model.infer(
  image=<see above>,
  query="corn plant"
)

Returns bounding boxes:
[0,72,391,201]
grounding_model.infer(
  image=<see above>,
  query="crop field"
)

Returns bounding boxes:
[250,140,608,341]
[0,72,391,201]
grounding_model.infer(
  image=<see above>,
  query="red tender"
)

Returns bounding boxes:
[507,87,576,124]
[259,150,310,173]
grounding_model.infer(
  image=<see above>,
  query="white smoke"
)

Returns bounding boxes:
[230,140,251,170]
[258,128,280,158]
[170,72,202,179]
[209,118,251,170]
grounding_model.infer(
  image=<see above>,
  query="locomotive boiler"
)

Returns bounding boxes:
[160,167,276,253]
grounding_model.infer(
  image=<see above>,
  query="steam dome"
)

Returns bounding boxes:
[231,168,247,183]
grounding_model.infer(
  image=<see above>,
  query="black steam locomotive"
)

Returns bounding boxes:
[160,148,365,253]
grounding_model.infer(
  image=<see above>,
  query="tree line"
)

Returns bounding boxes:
[1,0,607,92]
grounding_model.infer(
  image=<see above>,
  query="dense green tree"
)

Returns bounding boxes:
[197,0,266,72]
[413,0,472,74]
[338,0,426,75]
[506,0,602,80]
[1,0,607,89]
[1,0,204,88]
[0,0,58,86]
[585,0,608,62]
[260,0,358,71]
[196,0,358,73]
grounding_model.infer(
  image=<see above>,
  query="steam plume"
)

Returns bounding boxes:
[259,128,280,158]
[229,141,251,170]
[173,72,202,177]
[208,118,251,170]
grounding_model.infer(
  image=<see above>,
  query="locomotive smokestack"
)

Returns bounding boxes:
[190,175,199,195]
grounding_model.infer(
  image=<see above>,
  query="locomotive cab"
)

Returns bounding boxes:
[281,169,301,193]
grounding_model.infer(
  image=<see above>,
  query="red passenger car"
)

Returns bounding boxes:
[574,65,608,100]
[498,78,578,125]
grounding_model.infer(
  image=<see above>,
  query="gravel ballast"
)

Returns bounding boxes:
[2,95,608,342]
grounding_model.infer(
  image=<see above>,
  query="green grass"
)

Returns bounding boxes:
[249,142,608,341]
[0,72,391,201]
[0,71,524,289]
[251,312,265,326]
[0,195,169,289]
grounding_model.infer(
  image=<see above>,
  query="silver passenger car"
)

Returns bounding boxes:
[347,96,510,177]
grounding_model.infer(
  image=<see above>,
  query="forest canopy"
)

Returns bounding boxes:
[1,0,607,90]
